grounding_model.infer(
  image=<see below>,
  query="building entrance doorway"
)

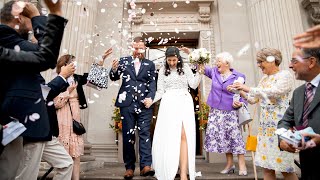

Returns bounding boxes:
[144,36,205,157]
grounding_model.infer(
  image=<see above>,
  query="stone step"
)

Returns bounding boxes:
[38,162,301,180]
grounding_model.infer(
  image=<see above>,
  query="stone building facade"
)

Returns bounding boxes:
[0,0,317,163]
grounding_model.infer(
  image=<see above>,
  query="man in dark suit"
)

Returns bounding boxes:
[278,47,320,180]
[110,37,156,179]
[0,1,74,179]
[0,0,68,179]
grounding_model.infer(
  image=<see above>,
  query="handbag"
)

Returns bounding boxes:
[68,102,86,135]
[246,128,257,151]
[245,105,258,152]
[238,103,252,126]
[87,63,109,89]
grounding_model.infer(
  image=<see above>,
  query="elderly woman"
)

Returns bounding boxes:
[232,48,298,180]
[203,52,247,176]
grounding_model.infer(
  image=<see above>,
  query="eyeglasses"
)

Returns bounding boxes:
[290,56,311,64]
[256,60,264,65]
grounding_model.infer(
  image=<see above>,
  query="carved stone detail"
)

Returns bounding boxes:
[302,0,320,24]
[198,3,211,23]
[132,9,143,25]
[144,15,199,24]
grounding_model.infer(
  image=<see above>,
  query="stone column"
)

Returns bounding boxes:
[248,0,304,86]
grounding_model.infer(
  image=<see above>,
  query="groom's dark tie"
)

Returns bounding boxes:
[302,83,314,127]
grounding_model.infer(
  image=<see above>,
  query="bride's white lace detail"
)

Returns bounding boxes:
[153,63,201,103]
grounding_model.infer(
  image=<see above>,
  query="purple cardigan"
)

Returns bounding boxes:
[205,66,246,111]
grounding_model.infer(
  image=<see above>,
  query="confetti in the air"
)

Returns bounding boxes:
[34,98,41,104]
[14,45,20,52]
[29,113,40,122]
[173,3,178,8]
[236,2,243,7]
[47,101,54,106]
[237,44,250,57]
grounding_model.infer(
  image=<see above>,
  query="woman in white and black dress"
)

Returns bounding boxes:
[145,47,203,180]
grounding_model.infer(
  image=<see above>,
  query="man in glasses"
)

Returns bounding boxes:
[278,48,320,180]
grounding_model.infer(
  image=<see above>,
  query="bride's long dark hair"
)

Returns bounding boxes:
[164,47,184,76]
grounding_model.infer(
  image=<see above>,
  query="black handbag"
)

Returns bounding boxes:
[72,120,86,135]
[69,102,86,135]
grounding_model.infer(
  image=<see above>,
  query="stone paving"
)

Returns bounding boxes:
[39,162,301,180]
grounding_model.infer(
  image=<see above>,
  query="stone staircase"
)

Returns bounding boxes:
[38,161,301,180]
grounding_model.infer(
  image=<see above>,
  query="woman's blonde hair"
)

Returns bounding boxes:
[256,48,282,66]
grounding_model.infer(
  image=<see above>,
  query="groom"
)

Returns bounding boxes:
[110,37,156,179]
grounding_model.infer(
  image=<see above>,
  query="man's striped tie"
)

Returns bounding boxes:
[302,83,314,127]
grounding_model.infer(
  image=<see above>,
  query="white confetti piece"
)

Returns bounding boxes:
[29,113,40,122]
[88,98,95,104]
[236,2,243,7]
[237,44,250,57]
[47,101,54,106]
[173,3,178,8]
[118,91,127,103]
[254,42,260,49]
[14,45,20,52]
[195,171,202,177]
[41,8,48,15]
[101,8,106,13]
[34,98,41,104]
[110,39,117,46]
[93,93,99,98]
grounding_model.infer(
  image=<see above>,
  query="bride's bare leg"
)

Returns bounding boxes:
[180,124,188,180]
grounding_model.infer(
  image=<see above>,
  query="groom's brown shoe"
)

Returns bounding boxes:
[124,169,134,180]
[140,166,155,176]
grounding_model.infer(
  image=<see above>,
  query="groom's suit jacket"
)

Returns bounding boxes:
[278,83,320,180]
[109,56,156,108]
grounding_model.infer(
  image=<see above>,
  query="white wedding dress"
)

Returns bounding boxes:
[152,64,201,180]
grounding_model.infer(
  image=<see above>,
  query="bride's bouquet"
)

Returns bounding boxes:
[188,48,211,65]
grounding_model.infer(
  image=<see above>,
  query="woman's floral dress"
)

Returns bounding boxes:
[248,70,295,172]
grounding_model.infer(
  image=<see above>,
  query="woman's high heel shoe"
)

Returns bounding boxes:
[220,165,235,174]
[239,170,248,176]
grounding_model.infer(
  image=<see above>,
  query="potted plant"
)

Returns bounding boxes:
[109,99,122,133]
[196,102,210,130]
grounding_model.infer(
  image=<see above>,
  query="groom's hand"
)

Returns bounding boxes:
[143,98,152,108]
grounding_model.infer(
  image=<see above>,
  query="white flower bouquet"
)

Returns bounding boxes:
[188,48,211,65]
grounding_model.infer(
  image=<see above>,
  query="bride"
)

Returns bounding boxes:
[144,46,203,180]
